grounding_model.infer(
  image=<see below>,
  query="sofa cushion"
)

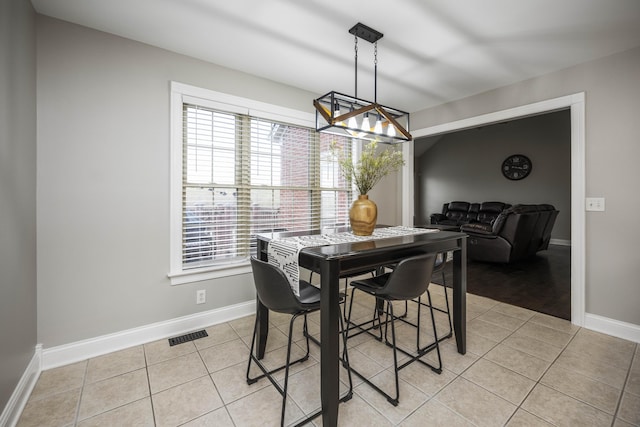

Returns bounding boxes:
[444,201,471,224]
[480,202,509,213]
[448,201,470,211]
[477,202,510,224]
[467,203,480,222]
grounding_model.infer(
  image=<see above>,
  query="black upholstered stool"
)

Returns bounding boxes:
[247,257,352,426]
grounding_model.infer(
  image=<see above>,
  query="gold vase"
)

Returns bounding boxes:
[349,194,377,236]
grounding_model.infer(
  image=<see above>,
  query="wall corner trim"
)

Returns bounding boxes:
[0,345,42,427]
[42,300,256,370]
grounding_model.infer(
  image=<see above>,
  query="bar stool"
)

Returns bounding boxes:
[309,268,376,322]
[246,257,353,426]
[345,253,443,406]
[390,252,452,342]
[426,252,453,339]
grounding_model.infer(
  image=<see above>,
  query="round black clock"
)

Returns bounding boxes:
[502,154,532,180]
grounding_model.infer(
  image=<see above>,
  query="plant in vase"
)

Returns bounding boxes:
[330,140,405,235]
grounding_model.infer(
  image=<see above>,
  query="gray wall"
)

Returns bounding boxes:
[36,16,319,348]
[0,0,37,411]
[415,110,571,240]
[411,46,640,326]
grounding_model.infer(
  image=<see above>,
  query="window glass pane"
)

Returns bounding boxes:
[279,189,313,232]
[279,126,312,187]
[183,186,240,267]
[319,134,350,189]
[250,189,282,234]
[251,120,280,186]
[250,189,313,234]
[251,120,312,187]
[185,106,236,185]
[321,190,351,229]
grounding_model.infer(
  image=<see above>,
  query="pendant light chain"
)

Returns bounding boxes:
[374,41,378,103]
[354,34,358,99]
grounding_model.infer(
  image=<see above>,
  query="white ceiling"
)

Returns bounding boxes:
[31,0,640,113]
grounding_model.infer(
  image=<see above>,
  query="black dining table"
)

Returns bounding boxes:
[255,227,467,426]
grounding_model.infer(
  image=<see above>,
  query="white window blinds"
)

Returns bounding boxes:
[182,103,352,269]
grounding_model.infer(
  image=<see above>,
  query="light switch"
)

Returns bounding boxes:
[586,197,605,211]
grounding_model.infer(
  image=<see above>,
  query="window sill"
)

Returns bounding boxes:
[168,262,252,285]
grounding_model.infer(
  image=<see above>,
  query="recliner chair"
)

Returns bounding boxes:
[461,204,559,263]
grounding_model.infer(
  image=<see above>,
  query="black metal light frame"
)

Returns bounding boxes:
[313,23,412,144]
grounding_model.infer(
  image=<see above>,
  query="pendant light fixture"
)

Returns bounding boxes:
[314,23,412,144]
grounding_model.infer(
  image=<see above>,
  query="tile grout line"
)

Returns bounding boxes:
[194,338,237,426]
[410,299,502,427]
[467,310,537,426]
[141,344,158,427]
[72,359,90,426]
[516,327,636,424]
[507,322,582,426]
[610,342,638,426]
[481,320,525,426]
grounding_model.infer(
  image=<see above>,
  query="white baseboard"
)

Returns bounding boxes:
[584,313,640,344]
[0,344,42,427]
[42,300,256,370]
[549,239,571,246]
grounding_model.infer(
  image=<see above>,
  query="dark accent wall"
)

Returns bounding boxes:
[0,0,38,412]
[415,110,571,240]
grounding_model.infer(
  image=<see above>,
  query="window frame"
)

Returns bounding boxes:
[169,82,330,285]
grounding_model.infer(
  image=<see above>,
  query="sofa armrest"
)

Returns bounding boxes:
[430,213,446,224]
[460,222,495,236]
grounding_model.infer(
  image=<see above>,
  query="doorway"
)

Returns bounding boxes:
[401,93,586,326]
[412,111,571,319]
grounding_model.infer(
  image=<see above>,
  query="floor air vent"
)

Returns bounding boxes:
[168,330,208,346]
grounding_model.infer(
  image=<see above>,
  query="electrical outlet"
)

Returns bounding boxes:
[586,197,605,212]
[196,289,206,304]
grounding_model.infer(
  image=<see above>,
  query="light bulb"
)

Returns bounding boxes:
[334,103,343,127]
[373,117,383,134]
[347,116,358,130]
[387,124,396,137]
[361,113,370,132]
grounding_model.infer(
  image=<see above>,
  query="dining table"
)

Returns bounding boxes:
[255,226,467,426]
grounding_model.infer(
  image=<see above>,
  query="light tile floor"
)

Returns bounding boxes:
[18,284,640,426]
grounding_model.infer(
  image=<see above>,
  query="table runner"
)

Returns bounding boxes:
[267,226,438,296]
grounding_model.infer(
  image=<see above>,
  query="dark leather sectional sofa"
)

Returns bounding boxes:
[430,201,511,227]
[431,201,559,263]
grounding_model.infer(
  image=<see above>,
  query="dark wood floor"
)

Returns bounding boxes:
[438,244,571,320]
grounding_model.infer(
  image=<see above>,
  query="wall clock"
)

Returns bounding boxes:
[502,154,532,180]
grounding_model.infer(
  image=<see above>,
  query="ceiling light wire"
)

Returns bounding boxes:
[354,34,358,99]
[374,41,377,103]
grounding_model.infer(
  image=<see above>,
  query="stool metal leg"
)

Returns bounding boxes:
[345,288,384,341]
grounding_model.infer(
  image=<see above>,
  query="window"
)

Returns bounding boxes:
[169,83,352,284]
